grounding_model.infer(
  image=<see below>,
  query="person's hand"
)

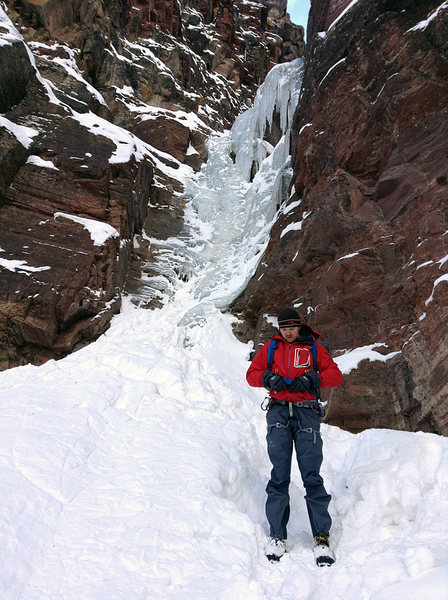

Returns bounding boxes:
[289,370,321,392]
[288,377,307,392]
[262,370,287,391]
[261,370,273,389]
[301,369,321,391]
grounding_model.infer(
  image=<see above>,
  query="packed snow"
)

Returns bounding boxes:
[0,37,447,600]
[1,299,447,599]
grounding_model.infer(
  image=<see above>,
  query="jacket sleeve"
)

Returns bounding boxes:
[246,342,269,388]
[316,343,343,389]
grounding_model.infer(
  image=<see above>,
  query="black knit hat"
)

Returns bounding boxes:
[277,308,301,328]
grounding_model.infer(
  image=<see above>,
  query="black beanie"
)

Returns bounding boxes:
[277,308,301,328]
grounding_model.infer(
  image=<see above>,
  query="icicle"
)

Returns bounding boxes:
[231,58,304,181]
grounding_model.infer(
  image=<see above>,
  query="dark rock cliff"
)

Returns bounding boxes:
[233,0,448,434]
[0,0,303,368]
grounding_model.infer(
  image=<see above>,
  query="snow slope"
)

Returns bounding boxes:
[0,57,447,600]
[1,299,447,600]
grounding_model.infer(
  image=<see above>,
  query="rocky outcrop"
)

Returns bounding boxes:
[0,21,152,367]
[233,0,448,434]
[0,2,304,367]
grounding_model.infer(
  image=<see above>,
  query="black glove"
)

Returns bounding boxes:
[262,370,287,392]
[289,370,321,393]
[301,369,321,391]
[288,377,307,392]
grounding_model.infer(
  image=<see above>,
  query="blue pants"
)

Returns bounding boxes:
[265,403,332,539]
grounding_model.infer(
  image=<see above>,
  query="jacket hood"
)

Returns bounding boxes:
[274,323,321,343]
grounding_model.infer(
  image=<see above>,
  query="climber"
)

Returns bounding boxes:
[246,308,343,566]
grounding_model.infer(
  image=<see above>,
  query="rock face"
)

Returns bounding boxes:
[233,0,448,434]
[0,2,304,367]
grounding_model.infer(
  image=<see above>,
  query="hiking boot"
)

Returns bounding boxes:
[265,537,286,562]
[313,533,335,567]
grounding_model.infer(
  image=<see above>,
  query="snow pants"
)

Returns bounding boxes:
[265,402,332,540]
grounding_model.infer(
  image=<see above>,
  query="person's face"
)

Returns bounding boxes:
[280,326,299,343]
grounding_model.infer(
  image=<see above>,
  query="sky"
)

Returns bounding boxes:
[287,0,311,27]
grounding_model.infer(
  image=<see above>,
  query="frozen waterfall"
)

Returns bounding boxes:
[176,58,304,323]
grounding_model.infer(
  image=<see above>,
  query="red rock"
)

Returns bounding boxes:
[233,0,448,434]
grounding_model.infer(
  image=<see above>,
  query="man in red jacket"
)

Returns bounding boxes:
[246,308,342,565]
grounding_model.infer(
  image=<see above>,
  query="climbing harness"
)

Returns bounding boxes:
[267,416,321,444]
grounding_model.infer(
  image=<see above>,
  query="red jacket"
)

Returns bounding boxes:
[246,325,342,403]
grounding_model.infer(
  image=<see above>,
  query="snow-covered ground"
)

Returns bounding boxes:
[1,297,447,600]
[1,53,447,600]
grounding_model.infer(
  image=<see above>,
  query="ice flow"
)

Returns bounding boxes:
[176,58,304,322]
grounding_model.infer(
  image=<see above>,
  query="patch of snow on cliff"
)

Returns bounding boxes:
[0,116,38,148]
[29,42,107,107]
[0,5,22,46]
[70,110,193,183]
[408,1,448,31]
[54,212,119,246]
[327,0,361,31]
[335,344,401,374]
[26,155,59,170]
[425,274,448,306]
[0,258,51,274]
[318,57,346,88]
[280,211,312,238]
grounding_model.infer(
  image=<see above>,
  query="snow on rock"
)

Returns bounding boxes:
[298,122,312,135]
[280,211,312,238]
[70,110,151,165]
[54,212,119,246]
[69,110,194,186]
[28,41,108,107]
[327,0,361,31]
[0,5,23,46]
[26,155,59,170]
[0,258,51,274]
[334,344,401,374]
[0,5,60,110]
[318,57,346,88]
[425,273,448,306]
[0,115,38,148]
[408,1,448,32]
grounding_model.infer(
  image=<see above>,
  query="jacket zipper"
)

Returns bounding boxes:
[287,343,292,402]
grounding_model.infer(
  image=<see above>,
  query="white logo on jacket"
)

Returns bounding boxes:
[294,348,311,368]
